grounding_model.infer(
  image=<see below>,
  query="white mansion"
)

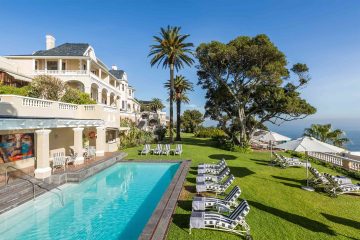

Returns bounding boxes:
[2,35,140,121]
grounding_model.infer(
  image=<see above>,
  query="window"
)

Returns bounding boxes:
[62,62,66,70]
[35,61,38,70]
[47,61,58,70]
[122,84,124,91]
[122,101,125,109]
[129,89,131,95]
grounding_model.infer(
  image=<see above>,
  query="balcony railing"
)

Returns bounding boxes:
[308,152,360,172]
[0,95,119,128]
[34,70,88,75]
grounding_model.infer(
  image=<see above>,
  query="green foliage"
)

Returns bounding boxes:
[28,75,66,100]
[304,124,349,148]
[61,87,96,105]
[196,34,316,146]
[150,98,165,112]
[194,126,226,138]
[154,125,167,142]
[119,119,154,149]
[0,84,30,96]
[181,110,204,133]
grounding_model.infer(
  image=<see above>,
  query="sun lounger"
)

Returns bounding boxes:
[140,144,151,155]
[276,154,310,168]
[196,167,230,183]
[308,167,329,186]
[189,200,251,237]
[162,144,171,155]
[198,159,227,174]
[196,174,235,193]
[51,151,67,173]
[192,186,242,212]
[323,173,360,196]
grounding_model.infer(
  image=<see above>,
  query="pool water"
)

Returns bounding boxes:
[0,162,179,240]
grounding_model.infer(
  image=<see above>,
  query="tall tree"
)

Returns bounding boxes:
[304,124,349,147]
[149,26,194,142]
[150,98,165,112]
[196,35,316,146]
[165,75,193,140]
[181,109,204,133]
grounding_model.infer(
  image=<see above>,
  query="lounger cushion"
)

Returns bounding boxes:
[192,197,206,211]
[190,211,205,229]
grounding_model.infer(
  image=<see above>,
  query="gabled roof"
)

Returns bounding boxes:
[109,69,125,80]
[32,43,90,56]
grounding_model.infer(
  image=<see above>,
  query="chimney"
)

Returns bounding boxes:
[46,35,55,50]
[111,65,118,70]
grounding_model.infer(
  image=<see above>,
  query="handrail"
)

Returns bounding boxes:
[5,166,36,201]
[5,166,64,206]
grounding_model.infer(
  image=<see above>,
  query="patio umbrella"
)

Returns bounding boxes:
[256,131,291,158]
[275,136,345,191]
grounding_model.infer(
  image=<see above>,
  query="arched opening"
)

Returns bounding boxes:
[90,83,99,102]
[110,92,115,106]
[66,80,85,92]
[101,89,108,105]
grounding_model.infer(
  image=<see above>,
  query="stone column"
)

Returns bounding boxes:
[99,68,102,79]
[58,59,62,71]
[73,127,84,165]
[87,59,91,74]
[107,93,110,106]
[98,90,102,104]
[96,126,106,156]
[34,129,52,179]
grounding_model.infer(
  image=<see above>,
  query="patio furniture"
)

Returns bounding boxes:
[140,144,151,155]
[198,159,226,169]
[189,200,251,237]
[51,150,67,173]
[162,144,171,155]
[196,167,230,183]
[86,146,96,161]
[152,144,163,155]
[192,186,242,212]
[196,174,235,194]
[308,167,329,186]
[198,159,227,175]
[323,173,360,196]
[173,144,183,155]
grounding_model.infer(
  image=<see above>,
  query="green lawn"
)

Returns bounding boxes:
[123,133,360,240]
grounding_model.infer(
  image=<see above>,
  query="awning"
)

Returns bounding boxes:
[0,118,105,130]
[7,72,32,82]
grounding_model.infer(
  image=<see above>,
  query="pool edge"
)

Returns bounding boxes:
[137,159,190,240]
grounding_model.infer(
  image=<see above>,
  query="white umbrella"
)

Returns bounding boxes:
[275,136,345,191]
[256,131,291,158]
[256,131,291,142]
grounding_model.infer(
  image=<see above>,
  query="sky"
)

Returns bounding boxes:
[1,0,360,133]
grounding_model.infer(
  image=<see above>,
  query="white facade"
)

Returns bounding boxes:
[3,35,140,121]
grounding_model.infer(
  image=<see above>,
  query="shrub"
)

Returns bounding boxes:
[28,75,66,100]
[194,127,226,138]
[61,87,96,104]
[154,126,167,142]
[0,84,30,96]
[119,119,155,149]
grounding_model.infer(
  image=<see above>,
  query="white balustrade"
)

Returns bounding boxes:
[58,103,78,110]
[83,105,95,111]
[308,152,360,172]
[34,70,87,75]
[22,97,53,108]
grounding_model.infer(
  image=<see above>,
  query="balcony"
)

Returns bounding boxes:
[0,95,120,129]
[34,70,88,75]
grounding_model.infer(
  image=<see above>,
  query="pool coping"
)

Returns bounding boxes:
[125,159,190,240]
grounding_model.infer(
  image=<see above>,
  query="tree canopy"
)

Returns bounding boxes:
[181,109,204,133]
[196,34,316,145]
[304,124,349,148]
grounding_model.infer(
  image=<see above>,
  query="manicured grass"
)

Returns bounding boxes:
[123,134,360,240]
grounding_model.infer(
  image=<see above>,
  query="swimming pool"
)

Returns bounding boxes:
[0,162,180,240]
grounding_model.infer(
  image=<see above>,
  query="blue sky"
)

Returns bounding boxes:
[1,0,360,132]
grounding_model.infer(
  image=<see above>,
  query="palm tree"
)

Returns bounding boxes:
[165,75,193,141]
[304,124,349,147]
[149,26,194,142]
[150,98,165,112]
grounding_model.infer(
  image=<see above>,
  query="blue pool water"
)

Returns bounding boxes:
[0,162,179,240]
